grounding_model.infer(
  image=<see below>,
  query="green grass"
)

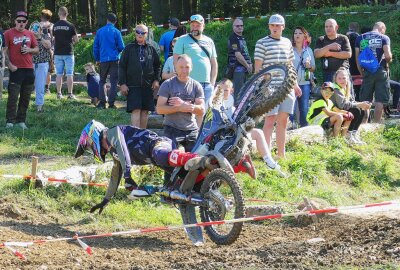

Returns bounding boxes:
[0,92,399,231]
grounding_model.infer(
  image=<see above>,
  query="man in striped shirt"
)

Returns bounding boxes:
[254,14,301,159]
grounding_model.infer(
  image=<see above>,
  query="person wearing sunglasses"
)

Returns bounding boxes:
[227,18,252,105]
[173,14,218,109]
[4,11,39,129]
[119,24,161,128]
[307,82,353,137]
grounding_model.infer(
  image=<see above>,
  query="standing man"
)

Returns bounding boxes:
[53,6,79,99]
[93,13,125,109]
[119,24,161,128]
[314,19,352,82]
[254,14,301,159]
[173,14,218,107]
[4,11,39,129]
[156,54,205,152]
[159,18,179,61]
[355,22,392,123]
[0,26,5,99]
[227,18,252,104]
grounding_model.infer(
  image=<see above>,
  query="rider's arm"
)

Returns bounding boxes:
[106,126,132,179]
[104,158,123,200]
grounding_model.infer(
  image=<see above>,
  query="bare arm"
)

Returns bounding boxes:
[194,98,205,128]
[383,44,392,63]
[210,57,218,86]
[72,35,79,45]
[254,59,263,74]
[41,39,51,50]
[235,52,252,73]
[325,50,351,59]
[156,96,181,115]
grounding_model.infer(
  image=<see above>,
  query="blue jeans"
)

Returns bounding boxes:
[34,62,49,106]
[233,72,247,105]
[200,82,214,109]
[54,55,75,76]
[296,84,311,127]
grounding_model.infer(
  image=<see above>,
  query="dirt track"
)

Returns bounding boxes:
[1,200,400,270]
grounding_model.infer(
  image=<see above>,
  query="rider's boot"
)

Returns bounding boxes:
[168,150,199,167]
[127,185,156,200]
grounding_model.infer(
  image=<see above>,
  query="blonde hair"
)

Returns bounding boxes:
[333,68,351,100]
[84,62,96,73]
[41,9,52,20]
[211,79,233,108]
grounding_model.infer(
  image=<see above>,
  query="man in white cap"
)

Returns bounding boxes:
[254,14,301,159]
[173,14,218,108]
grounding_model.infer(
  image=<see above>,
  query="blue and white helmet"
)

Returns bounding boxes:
[74,120,107,162]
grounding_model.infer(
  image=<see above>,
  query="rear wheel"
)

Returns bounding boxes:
[199,168,245,245]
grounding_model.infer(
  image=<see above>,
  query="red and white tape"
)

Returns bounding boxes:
[77,28,128,37]
[1,200,399,260]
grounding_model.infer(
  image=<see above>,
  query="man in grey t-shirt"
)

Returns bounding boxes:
[157,54,205,152]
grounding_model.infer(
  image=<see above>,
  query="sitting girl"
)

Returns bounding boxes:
[212,79,287,177]
[84,63,100,106]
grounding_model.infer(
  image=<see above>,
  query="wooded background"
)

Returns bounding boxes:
[0,0,396,32]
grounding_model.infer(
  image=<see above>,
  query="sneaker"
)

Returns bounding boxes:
[5,123,14,128]
[127,185,155,200]
[57,93,63,99]
[352,131,366,145]
[345,132,359,145]
[108,104,117,109]
[265,161,288,178]
[16,122,28,129]
[67,94,77,100]
[37,105,43,112]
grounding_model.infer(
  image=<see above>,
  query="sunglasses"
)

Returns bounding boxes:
[135,30,147,35]
[16,19,27,23]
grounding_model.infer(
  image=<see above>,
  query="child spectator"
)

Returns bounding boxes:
[307,82,353,138]
[212,79,287,177]
[331,68,371,144]
[84,63,100,105]
[161,38,177,81]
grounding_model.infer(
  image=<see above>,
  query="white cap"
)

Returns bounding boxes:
[269,14,285,25]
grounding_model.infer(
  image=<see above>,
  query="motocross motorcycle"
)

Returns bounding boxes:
[154,64,296,245]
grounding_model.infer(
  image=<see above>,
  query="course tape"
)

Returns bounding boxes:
[0,200,398,260]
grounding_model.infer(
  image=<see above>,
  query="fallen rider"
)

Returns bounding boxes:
[74,120,204,214]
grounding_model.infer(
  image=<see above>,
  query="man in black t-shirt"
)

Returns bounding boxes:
[227,18,252,105]
[52,6,79,99]
[314,19,352,82]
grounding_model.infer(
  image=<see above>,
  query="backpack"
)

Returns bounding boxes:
[358,35,379,73]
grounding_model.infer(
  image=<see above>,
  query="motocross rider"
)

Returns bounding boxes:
[75,120,203,214]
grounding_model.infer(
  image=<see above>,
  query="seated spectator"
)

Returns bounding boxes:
[212,79,287,177]
[84,62,100,105]
[331,68,371,144]
[307,82,353,138]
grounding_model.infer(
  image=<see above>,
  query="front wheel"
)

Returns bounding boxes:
[199,168,245,245]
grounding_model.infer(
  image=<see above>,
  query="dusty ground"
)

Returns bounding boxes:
[1,200,400,270]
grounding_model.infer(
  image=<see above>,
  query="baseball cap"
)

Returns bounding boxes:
[107,13,117,23]
[268,14,285,25]
[169,17,180,27]
[190,14,204,24]
[321,82,335,91]
[15,11,28,19]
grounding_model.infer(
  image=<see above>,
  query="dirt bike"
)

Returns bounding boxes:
[151,64,296,245]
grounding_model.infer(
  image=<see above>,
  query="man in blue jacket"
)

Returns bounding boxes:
[93,13,125,109]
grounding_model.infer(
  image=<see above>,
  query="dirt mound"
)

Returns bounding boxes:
[1,209,400,269]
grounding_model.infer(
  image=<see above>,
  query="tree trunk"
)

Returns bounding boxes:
[192,0,198,14]
[170,0,183,18]
[78,0,91,30]
[10,0,27,16]
[260,0,270,14]
[133,0,142,23]
[182,0,192,20]
[127,0,133,28]
[96,0,108,28]
[149,0,170,25]
[110,0,117,14]
[89,0,96,28]
[122,0,127,29]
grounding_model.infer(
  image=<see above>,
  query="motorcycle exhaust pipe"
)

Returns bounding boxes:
[157,189,204,204]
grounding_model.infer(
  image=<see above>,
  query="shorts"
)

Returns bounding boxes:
[54,55,75,76]
[321,117,332,131]
[126,86,155,112]
[360,68,390,104]
[266,89,295,116]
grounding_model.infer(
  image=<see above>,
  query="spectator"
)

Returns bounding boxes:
[291,26,315,128]
[254,14,301,159]
[147,28,161,56]
[53,6,79,99]
[331,68,371,144]
[119,24,161,128]
[307,82,352,137]
[355,21,392,123]
[173,14,218,107]
[84,62,100,106]
[168,25,187,57]
[32,22,52,112]
[159,17,179,61]
[346,22,361,77]
[157,54,205,152]
[161,38,177,80]
[0,27,5,100]
[227,18,252,104]
[93,13,125,109]
[40,9,54,94]
[314,19,352,82]
[4,11,39,129]
[213,79,287,177]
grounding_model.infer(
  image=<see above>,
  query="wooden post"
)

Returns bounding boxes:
[31,156,39,180]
